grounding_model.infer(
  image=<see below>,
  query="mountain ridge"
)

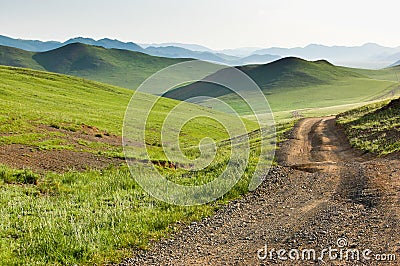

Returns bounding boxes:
[2,35,400,68]
[0,35,278,65]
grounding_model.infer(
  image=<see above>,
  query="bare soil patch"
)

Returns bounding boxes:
[0,144,124,173]
[0,124,124,173]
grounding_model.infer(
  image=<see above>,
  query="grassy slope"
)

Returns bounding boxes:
[0,43,189,90]
[337,98,400,155]
[342,65,400,82]
[164,57,363,99]
[2,45,399,121]
[0,66,263,265]
[0,45,44,70]
[164,58,399,118]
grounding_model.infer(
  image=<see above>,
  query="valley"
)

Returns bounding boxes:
[0,41,399,265]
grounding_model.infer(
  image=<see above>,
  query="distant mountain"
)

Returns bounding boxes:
[253,43,400,69]
[140,42,214,52]
[0,35,144,53]
[2,35,400,68]
[237,54,281,65]
[143,45,233,63]
[0,35,60,52]
[0,43,188,89]
[390,59,400,67]
[64,37,143,52]
[218,47,263,57]
[0,35,238,65]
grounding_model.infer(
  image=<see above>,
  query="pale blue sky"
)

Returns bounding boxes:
[1,0,398,49]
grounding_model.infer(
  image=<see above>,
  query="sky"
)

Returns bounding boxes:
[0,0,399,50]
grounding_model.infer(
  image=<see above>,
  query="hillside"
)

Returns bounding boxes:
[0,43,188,89]
[1,45,399,120]
[164,57,399,117]
[337,97,400,155]
[165,57,366,99]
[0,65,260,158]
[0,66,263,265]
[0,45,43,69]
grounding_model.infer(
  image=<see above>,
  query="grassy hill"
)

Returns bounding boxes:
[2,45,398,122]
[165,57,364,99]
[164,57,400,118]
[342,65,400,82]
[0,45,43,69]
[0,66,264,265]
[337,97,400,155]
[0,43,188,89]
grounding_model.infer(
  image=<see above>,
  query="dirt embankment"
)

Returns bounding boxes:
[122,117,399,265]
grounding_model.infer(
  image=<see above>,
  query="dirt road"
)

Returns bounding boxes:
[123,117,399,265]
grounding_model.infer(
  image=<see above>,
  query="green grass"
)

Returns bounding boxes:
[0,65,258,155]
[0,66,270,265]
[342,65,400,82]
[0,163,270,265]
[337,98,400,155]
[0,165,213,265]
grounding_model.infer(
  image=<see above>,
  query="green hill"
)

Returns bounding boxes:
[163,57,399,118]
[1,45,398,121]
[0,43,188,89]
[164,57,364,99]
[0,45,43,69]
[0,66,265,265]
[342,65,400,82]
[0,65,258,156]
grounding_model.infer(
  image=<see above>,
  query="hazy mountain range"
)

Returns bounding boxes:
[0,35,400,69]
[0,35,279,66]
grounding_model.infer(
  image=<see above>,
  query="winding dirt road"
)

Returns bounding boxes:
[123,117,400,265]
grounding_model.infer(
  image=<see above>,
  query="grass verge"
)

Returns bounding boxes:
[337,98,400,155]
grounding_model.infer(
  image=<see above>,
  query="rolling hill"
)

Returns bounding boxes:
[0,64,257,148]
[0,45,42,69]
[341,64,400,82]
[163,57,400,117]
[0,43,189,89]
[164,57,366,100]
[0,65,263,265]
[1,44,399,120]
